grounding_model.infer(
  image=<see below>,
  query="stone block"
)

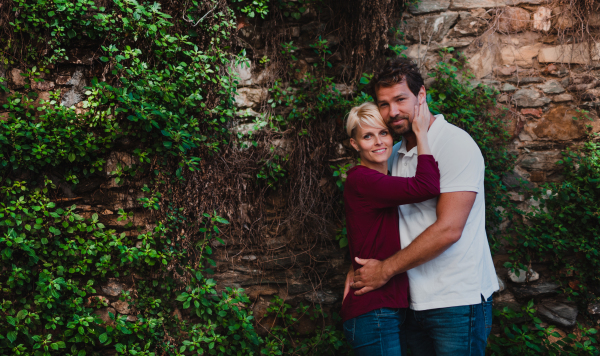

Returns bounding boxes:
[31,80,55,91]
[532,7,551,32]
[467,34,500,79]
[106,151,135,176]
[497,7,531,33]
[101,280,127,297]
[501,83,517,92]
[553,7,574,30]
[450,17,487,37]
[230,62,252,86]
[403,12,459,43]
[60,67,87,108]
[518,150,563,171]
[511,89,550,107]
[9,68,25,88]
[405,44,428,61]
[234,88,267,109]
[408,0,450,14]
[451,0,545,10]
[111,300,134,314]
[507,77,544,85]
[529,106,589,141]
[495,65,517,76]
[521,108,542,117]
[508,268,539,283]
[538,43,600,64]
[536,80,565,94]
[304,290,338,304]
[538,301,578,328]
[94,307,116,326]
[500,43,543,68]
[511,281,559,299]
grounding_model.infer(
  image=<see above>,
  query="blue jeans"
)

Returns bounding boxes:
[343,308,407,356]
[405,295,493,356]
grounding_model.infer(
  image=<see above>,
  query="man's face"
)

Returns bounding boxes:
[375,80,420,136]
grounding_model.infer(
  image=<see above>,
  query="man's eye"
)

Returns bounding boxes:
[364,135,371,139]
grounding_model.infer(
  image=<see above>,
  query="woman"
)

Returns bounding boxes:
[341,100,440,355]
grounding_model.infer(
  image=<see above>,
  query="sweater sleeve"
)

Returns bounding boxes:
[357,155,440,209]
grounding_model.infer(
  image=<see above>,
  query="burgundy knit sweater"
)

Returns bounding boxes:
[341,155,440,322]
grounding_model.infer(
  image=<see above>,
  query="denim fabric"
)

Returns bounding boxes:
[343,308,407,356]
[405,295,493,356]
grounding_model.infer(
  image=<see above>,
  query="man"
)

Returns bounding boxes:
[350,57,498,355]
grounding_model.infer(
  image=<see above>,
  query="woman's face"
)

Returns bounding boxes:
[350,124,393,165]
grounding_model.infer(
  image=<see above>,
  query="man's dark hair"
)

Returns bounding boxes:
[368,57,424,100]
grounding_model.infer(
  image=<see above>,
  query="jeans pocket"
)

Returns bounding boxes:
[377,307,400,315]
[483,296,493,329]
[343,318,355,343]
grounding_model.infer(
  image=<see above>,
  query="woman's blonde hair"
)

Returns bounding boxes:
[346,102,387,137]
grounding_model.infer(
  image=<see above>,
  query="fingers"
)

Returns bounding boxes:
[350,280,364,289]
[354,257,368,266]
[354,286,373,296]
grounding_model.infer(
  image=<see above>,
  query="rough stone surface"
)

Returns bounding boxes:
[101,280,126,297]
[111,300,133,314]
[497,276,506,292]
[451,0,544,10]
[538,44,600,64]
[497,7,530,33]
[467,35,500,78]
[502,171,535,191]
[451,17,487,37]
[495,66,517,76]
[10,68,25,88]
[94,307,116,326]
[408,0,450,14]
[234,88,267,108]
[536,80,565,94]
[404,12,459,42]
[501,83,517,92]
[245,285,279,301]
[511,89,550,107]
[500,44,543,68]
[507,77,544,85]
[512,282,560,299]
[304,290,338,304]
[518,151,563,171]
[60,67,87,108]
[231,62,252,86]
[588,303,600,316]
[552,93,573,102]
[553,7,574,30]
[521,108,542,117]
[106,152,135,176]
[508,268,539,283]
[532,7,552,32]
[538,301,578,328]
[529,106,588,141]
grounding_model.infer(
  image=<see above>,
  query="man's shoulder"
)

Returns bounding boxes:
[433,120,481,157]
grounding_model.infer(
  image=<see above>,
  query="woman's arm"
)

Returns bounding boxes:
[343,264,354,303]
[357,156,440,208]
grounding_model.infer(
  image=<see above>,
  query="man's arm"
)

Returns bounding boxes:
[351,191,476,296]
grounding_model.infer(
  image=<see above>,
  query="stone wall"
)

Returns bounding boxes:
[3,0,600,338]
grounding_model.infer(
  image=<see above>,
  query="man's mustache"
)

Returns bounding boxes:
[389,114,410,122]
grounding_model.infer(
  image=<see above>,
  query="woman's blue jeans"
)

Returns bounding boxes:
[343,308,407,356]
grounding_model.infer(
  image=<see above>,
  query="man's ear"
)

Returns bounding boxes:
[418,86,426,105]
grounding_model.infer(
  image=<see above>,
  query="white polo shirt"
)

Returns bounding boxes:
[388,114,498,311]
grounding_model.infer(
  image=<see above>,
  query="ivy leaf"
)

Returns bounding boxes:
[68,153,76,162]
[99,333,108,343]
[6,331,17,343]
[67,29,77,38]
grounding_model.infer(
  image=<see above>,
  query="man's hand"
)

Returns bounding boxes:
[343,265,354,303]
[351,257,390,296]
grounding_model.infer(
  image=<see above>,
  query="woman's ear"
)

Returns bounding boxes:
[350,138,360,152]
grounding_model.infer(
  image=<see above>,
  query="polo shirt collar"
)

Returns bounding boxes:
[397,114,446,157]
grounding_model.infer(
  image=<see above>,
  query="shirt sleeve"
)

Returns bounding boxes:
[357,155,440,209]
[436,131,484,194]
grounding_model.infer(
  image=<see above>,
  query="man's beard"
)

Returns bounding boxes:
[388,115,413,136]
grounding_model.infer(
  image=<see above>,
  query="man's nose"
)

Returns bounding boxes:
[389,103,400,118]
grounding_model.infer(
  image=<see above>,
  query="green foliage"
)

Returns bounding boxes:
[505,141,600,299]
[489,301,599,355]
[0,0,349,354]
[259,296,350,355]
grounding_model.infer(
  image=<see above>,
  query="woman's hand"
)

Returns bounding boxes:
[343,265,354,303]
[413,95,432,155]
[412,96,431,139]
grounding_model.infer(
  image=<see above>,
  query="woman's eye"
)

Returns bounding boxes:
[381,131,388,136]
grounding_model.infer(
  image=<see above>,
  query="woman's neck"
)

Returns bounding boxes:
[360,159,388,175]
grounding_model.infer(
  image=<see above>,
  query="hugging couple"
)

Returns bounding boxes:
[340,57,499,356]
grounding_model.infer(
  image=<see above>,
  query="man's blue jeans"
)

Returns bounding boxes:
[405,295,493,356]
[343,308,407,356]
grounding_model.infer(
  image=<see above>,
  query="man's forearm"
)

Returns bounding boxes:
[382,220,461,280]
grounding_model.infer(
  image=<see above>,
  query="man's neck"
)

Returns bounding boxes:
[404,113,436,152]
